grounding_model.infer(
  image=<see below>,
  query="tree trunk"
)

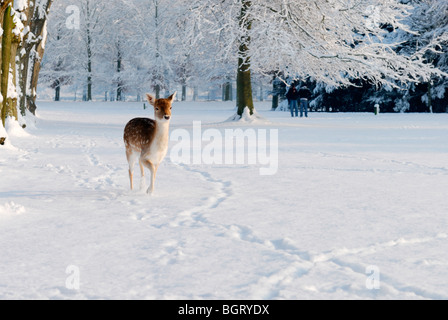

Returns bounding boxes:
[182,83,187,101]
[0,0,13,69]
[271,76,284,110]
[116,42,122,101]
[86,22,92,101]
[153,0,161,100]
[0,1,13,82]
[272,94,279,110]
[55,80,60,101]
[9,17,22,121]
[193,86,198,101]
[428,81,433,113]
[236,1,254,117]
[155,84,160,99]
[1,3,13,126]
[17,0,30,117]
[223,80,232,101]
[19,0,54,115]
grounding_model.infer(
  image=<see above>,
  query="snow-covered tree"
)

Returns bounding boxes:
[185,0,445,117]
[18,0,54,115]
[39,0,446,115]
[406,0,448,112]
[1,1,14,126]
[42,0,182,101]
[1,0,53,130]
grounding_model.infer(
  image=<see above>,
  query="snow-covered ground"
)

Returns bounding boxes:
[1,100,448,300]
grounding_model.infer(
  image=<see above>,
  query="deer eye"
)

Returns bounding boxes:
[156,107,159,111]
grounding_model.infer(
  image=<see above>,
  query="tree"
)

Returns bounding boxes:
[309,0,448,113]
[1,1,13,126]
[406,0,448,113]
[186,0,445,118]
[236,0,254,115]
[51,0,107,102]
[41,0,180,102]
[39,0,446,112]
[19,0,53,115]
[39,3,78,102]
[1,0,53,130]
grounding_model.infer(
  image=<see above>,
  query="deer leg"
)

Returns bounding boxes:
[154,164,160,181]
[139,160,145,177]
[150,165,161,194]
[148,163,156,194]
[126,150,138,190]
[139,159,147,190]
[129,170,134,190]
[141,159,156,194]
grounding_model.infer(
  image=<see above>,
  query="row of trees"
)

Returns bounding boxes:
[0,0,53,130]
[42,0,447,114]
[37,0,447,116]
[41,0,200,104]
[305,0,448,113]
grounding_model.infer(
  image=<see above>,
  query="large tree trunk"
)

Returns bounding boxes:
[17,0,30,116]
[19,0,53,115]
[236,0,254,117]
[0,1,13,74]
[0,0,13,66]
[1,2,13,126]
[8,4,25,121]
[8,32,20,121]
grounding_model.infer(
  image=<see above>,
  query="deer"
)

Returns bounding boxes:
[123,92,176,194]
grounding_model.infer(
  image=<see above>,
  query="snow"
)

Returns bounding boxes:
[1,100,448,300]
[12,10,25,38]
[225,107,268,124]
[14,0,29,12]
[5,117,29,138]
[0,202,26,219]
[41,20,47,49]
[7,69,18,100]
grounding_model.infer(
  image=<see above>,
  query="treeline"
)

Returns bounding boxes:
[310,82,448,114]
[290,80,448,114]
[275,0,448,113]
[40,0,447,115]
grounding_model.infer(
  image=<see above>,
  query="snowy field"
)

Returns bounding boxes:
[1,100,448,300]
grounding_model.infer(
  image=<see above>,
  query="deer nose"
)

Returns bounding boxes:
[164,115,171,120]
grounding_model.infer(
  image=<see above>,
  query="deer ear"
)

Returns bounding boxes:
[168,92,177,102]
[146,94,155,106]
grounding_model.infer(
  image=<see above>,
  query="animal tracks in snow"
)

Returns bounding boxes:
[154,240,186,266]
[314,151,448,176]
[239,231,448,299]
[123,158,447,299]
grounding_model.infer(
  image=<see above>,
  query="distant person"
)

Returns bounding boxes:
[286,86,300,117]
[298,86,312,117]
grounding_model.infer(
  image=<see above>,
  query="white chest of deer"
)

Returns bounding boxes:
[124,92,176,194]
[146,121,169,166]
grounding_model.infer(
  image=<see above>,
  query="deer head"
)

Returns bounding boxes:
[146,92,176,122]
